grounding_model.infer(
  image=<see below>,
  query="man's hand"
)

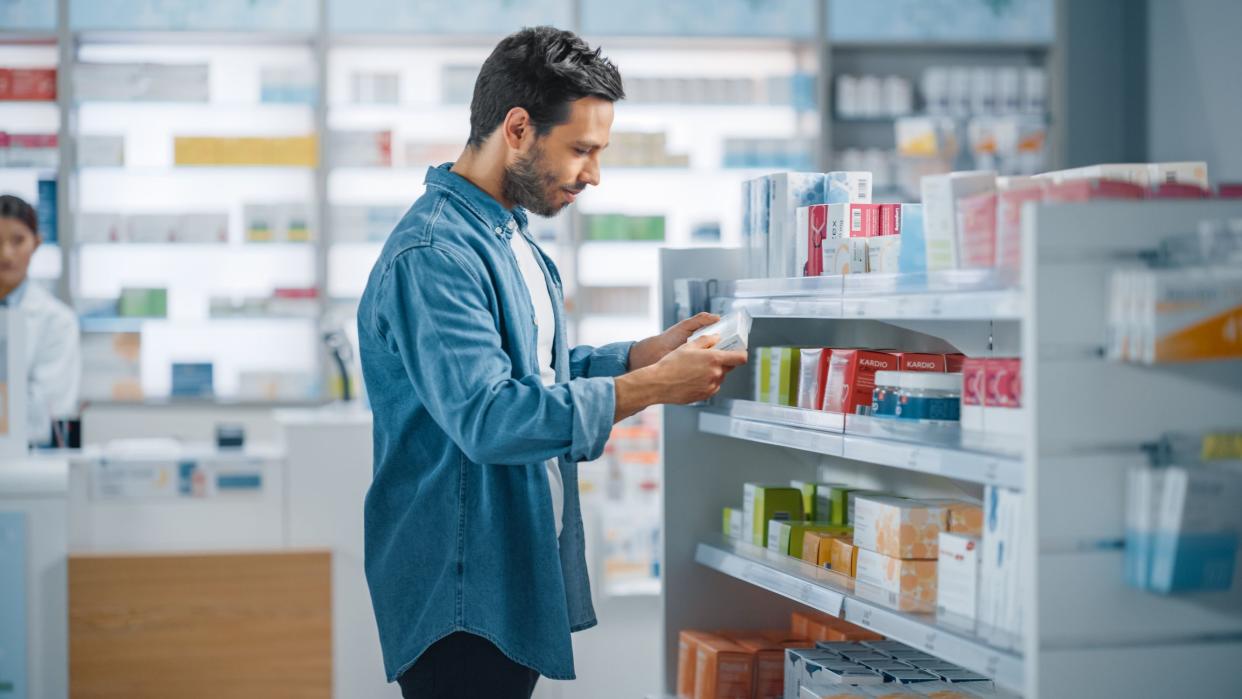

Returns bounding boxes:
[627,312,720,371]
[614,333,748,421]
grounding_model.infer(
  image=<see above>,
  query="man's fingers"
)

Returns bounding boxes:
[679,312,719,333]
[715,350,749,367]
[690,334,719,349]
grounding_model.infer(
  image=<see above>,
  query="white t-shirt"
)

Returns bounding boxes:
[508,229,563,539]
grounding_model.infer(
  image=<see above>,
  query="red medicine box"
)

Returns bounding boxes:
[823,349,898,415]
[804,203,828,277]
[891,352,946,372]
[848,203,880,238]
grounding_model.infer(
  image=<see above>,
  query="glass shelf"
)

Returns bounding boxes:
[696,535,1024,692]
[699,399,1023,489]
[727,270,1022,321]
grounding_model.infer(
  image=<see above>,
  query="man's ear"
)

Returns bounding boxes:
[501,107,533,151]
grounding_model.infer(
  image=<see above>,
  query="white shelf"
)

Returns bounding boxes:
[695,536,1023,692]
[730,269,1022,321]
[699,400,1022,489]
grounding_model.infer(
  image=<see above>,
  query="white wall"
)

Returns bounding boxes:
[1147,0,1242,182]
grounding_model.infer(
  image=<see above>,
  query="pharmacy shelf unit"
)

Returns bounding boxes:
[658,200,1242,698]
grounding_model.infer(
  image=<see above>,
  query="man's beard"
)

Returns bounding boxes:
[502,143,578,218]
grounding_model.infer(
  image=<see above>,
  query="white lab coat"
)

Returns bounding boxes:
[10,282,80,443]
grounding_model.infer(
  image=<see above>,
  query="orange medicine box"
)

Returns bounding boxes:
[855,548,938,613]
[830,537,859,576]
[678,630,721,698]
[695,637,755,699]
[852,495,948,560]
[734,637,785,699]
[801,531,850,568]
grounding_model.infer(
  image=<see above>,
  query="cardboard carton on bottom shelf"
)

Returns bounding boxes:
[855,549,937,613]
[695,637,754,699]
[735,637,786,699]
[679,630,721,699]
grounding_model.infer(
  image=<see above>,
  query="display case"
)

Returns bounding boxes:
[657,199,1242,698]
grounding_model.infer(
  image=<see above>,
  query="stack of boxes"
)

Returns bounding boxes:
[850,496,980,614]
[746,160,1217,281]
[680,612,998,699]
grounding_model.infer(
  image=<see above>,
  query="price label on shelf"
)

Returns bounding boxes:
[984,654,1001,676]
[905,448,943,474]
[732,421,774,443]
[923,631,938,654]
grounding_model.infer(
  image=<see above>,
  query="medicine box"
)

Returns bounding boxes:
[855,548,937,613]
[795,348,831,411]
[1044,178,1146,202]
[798,204,829,277]
[980,486,1024,638]
[824,350,898,415]
[769,521,851,557]
[830,537,859,576]
[891,352,946,373]
[1147,161,1209,189]
[994,177,1046,271]
[853,496,947,560]
[850,239,869,274]
[822,204,853,275]
[750,177,771,279]
[769,348,801,406]
[826,170,873,204]
[757,347,773,403]
[1148,267,1242,363]
[802,530,836,567]
[983,358,1022,438]
[920,170,996,270]
[849,203,881,238]
[960,358,986,433]
[866,236,902,274]
[695,637,754,699]
[956,191,997,269]
[744,484,804,547]
[679,630,722,699]
[1149,466,1242,593]
[792,480,851,523]
[722,507,743,540]
[937,532,982,621]
[689,309,751,352]
[784,648,839,699]
[769,173,828,279]
[895,204,927,274]
[734,637,786,699]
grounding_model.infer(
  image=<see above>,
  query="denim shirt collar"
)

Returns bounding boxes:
[425,162,529,241]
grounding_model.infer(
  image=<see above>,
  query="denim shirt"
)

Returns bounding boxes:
[357,163,634,682]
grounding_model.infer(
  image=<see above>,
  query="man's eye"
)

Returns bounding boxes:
[575,148,590,156]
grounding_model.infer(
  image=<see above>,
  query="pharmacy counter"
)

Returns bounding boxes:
[276,405,394,699]
[0,456,70,699]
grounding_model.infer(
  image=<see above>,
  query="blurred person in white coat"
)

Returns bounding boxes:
[0,194,80,444]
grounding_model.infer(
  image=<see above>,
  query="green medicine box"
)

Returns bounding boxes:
[722,506,743,540]
[791,481,855,524]
[743,484,804,547]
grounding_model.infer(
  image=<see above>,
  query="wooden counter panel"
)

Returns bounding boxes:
[70,550,331,699]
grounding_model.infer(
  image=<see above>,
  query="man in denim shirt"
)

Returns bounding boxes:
[357,27,747,699]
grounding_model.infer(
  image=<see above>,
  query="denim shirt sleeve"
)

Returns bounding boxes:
[375,245,615,465]
[568,341,634,380]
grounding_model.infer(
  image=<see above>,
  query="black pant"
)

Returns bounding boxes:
[397,632,540,699]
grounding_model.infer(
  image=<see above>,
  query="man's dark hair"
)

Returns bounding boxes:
[0,194,38,235]
[467,26,624,148]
